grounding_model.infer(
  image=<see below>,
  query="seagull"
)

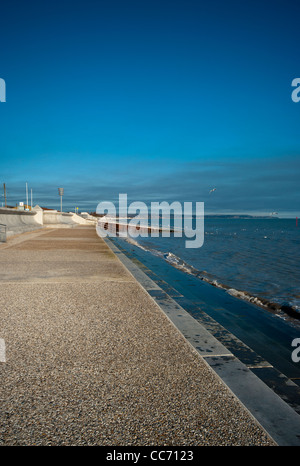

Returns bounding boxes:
[209,188,216,194]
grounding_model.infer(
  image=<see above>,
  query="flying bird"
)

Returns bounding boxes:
[209,188,216,194]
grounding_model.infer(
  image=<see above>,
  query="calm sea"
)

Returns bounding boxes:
[117,217,300,321]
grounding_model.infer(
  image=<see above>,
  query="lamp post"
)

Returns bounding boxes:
[3,183,7,207]
[58,188,64,212]
[26,182,29,210]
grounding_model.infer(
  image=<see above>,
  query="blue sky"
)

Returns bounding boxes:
[0,0,299,215]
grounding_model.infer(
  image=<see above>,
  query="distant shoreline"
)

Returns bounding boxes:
[92,212,280,219]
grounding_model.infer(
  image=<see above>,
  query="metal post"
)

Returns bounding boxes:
[26,182,28,210]
[3,183,7,207]
[58,188,64,212]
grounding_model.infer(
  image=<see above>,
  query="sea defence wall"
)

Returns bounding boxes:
[0,208,43,237]
[43,211,87,226]
[0,207,96,239]
[43,211,97,226]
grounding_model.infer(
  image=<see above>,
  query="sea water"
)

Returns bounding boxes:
[120,217,300,320]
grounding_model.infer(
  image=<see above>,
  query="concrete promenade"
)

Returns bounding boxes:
[0,226,275,445]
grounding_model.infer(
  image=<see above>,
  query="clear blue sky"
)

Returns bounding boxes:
[0,0,299,215]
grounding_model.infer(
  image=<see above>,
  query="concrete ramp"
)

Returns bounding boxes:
[71,212,97,224]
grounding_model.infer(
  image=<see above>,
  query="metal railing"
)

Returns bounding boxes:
[0,223,7,242]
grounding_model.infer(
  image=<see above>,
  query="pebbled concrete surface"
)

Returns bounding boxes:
[0,226,275,445]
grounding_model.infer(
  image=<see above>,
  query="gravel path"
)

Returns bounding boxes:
[0,226,275,445]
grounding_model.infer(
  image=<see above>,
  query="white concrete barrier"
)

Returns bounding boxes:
[70,213,97,224]
[0,206,96,239]
[43,211,96,226]
[43,211,75,225]
[0,208,43,237]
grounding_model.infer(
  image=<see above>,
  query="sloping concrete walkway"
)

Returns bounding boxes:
[0,226,275,446]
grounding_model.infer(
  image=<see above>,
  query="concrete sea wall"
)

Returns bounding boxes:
[0,207,96,239]
[0,208,43,237]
